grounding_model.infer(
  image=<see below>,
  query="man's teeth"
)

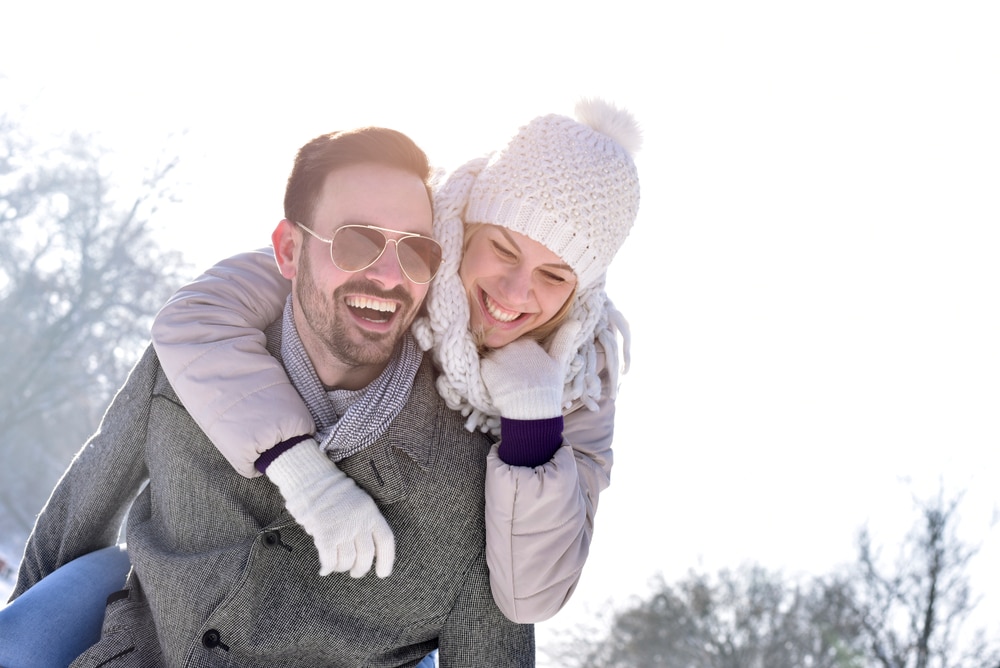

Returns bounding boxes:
[484,294,520,323]
[346,296,397,313]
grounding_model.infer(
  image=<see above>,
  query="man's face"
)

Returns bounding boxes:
[275,162,433,389]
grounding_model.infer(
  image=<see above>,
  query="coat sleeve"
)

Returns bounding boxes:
[10,346,157,601]
[150,247,314,478]
[483,371,615,623]
[437,553,537,666]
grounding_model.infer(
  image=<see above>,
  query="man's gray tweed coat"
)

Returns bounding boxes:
[12,343,534,667]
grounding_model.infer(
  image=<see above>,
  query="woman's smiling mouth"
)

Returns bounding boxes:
[481,290,524,324]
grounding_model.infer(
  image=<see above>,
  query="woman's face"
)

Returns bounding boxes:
[459,224,578,349]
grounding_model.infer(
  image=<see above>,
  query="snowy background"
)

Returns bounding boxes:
[2,0,999,661]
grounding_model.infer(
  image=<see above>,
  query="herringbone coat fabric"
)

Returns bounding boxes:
[13,343,534,667]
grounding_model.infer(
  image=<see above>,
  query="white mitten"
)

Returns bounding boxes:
[480,320,581,420]
[266,439,395,578]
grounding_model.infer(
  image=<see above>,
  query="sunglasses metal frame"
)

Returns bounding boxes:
[294,221,443,285]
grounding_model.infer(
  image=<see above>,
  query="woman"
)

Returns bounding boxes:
[1,99,640,663]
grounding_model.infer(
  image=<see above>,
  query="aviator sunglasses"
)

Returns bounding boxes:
[295,221,443,285]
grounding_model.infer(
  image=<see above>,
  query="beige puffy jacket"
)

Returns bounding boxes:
[151,248,614,623]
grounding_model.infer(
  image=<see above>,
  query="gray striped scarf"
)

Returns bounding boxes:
[278,297,422,462]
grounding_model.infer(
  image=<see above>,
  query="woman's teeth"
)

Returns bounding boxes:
[484,293,520,323]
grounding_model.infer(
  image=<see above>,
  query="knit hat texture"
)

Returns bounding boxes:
[412,98,640,434]
[465,98,641,289]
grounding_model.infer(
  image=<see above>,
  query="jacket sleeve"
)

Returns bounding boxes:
[483,370,615,623]
[10,346,157,601]
[150,247,314,478]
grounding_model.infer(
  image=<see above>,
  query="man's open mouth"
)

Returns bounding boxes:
[346,295,398,324]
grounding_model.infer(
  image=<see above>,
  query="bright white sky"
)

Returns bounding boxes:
[3,0,999,657]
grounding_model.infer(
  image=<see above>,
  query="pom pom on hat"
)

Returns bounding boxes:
[574,97,643,155]
[464,98,642,289]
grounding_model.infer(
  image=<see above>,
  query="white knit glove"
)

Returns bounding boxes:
[266,439,395,578]
[480,320,581,420]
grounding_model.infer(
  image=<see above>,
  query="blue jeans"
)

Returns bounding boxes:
[0,545,131,668]
[415,650,439,667]
[1,545,440,667]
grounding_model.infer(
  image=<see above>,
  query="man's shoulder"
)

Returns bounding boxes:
[124,344,203,434]
[128,343,188,411]
[110,343,176,407]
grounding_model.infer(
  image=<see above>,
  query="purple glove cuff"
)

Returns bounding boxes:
[254,434,313,474]
[496,416,564,467]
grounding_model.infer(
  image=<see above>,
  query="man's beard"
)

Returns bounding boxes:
[296,249,415,368]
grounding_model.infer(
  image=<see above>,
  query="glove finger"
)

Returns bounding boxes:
[374,523,396,578]
[315,534,341,576]
[548,319,582,369]
[335,542,357,573]
[350,536,376,578]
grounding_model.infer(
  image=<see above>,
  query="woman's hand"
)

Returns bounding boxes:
[480,320,580,419]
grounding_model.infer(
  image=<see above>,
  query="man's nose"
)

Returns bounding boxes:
[363,241,407,287]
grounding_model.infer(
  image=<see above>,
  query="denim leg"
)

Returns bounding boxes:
[0,545,131,668]
[414,649,439,668]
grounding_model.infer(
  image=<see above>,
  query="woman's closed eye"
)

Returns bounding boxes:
[539,269,571,285]
[491,240,518,261]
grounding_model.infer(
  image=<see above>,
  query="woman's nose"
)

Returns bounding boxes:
[497,267,533,304]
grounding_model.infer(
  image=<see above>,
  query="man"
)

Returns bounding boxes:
[10,127,535,666]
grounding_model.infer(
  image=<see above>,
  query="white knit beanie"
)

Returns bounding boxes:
[465,98,641,289]
[412,98,641,434]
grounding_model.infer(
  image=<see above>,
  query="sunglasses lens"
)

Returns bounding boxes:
[331,226,386,271]
[397,238,443,284]
[329,225,442,283]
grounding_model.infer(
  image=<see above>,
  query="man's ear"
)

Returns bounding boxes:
[272,219,300,279]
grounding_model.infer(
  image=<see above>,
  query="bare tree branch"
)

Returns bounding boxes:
[0,114,190,548]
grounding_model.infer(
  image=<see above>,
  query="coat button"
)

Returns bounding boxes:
[202,629,230,651]
[261,530,292,551]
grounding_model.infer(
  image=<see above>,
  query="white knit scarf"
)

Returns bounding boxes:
[412,158,631,436]
[278,297,423,461]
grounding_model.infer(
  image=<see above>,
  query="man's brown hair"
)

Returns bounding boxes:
[284,127,433,227]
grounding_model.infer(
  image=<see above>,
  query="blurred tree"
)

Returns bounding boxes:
[853,490,1000,668]
[544,491,1000,668]
[545,565,867,668]
[0,115,188,542]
